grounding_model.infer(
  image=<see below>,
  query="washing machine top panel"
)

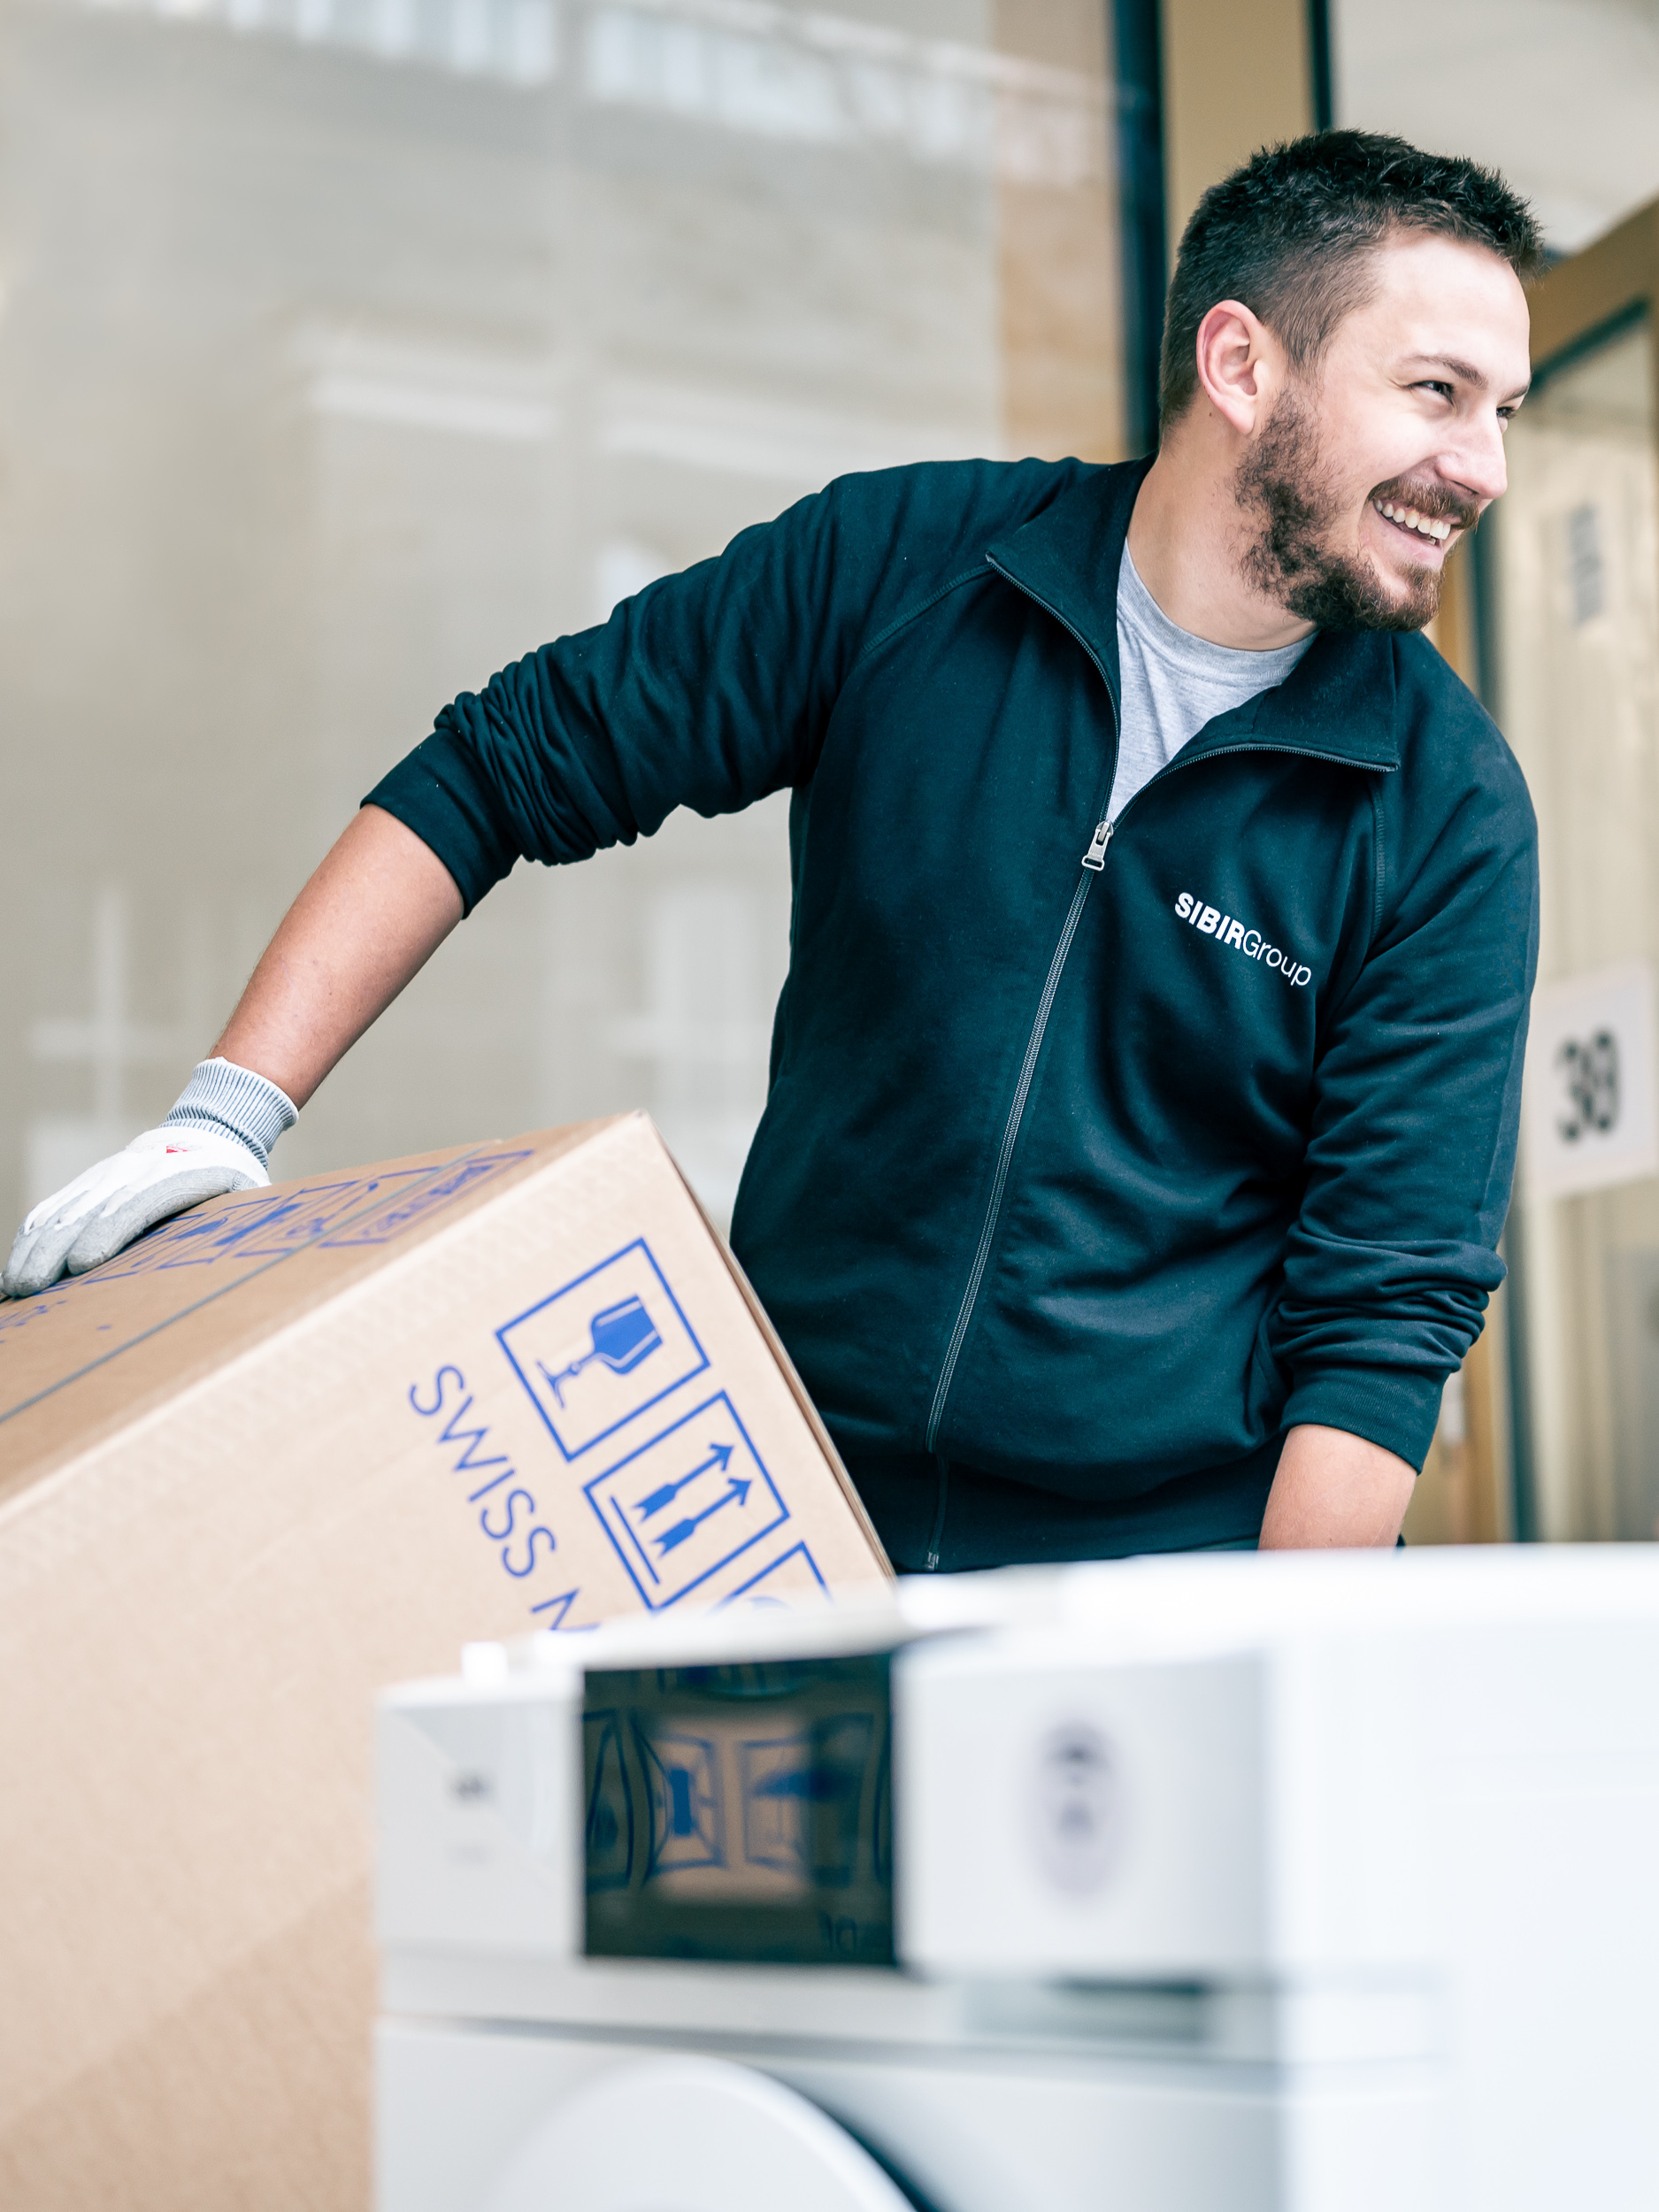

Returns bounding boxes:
[583,1651,895,1969]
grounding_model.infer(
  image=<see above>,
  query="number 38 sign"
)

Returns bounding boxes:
[1524,960,1659,1200]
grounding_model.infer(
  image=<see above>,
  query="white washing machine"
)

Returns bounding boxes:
[376,1549,1659,2212]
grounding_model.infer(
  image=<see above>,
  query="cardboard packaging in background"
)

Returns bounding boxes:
[0,1112,888,2210]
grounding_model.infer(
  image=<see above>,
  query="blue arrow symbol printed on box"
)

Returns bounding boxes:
[635,1440,734,1520]
[655,1473,752,1555]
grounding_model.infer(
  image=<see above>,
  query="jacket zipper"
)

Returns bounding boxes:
[918,558,1392,1557]
[922,561,1121,1486]
[922,812,1111,1471]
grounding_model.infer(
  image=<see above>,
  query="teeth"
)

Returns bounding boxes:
[1374,498,1454,543]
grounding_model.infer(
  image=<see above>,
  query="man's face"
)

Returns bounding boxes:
[1236,232,1533,632]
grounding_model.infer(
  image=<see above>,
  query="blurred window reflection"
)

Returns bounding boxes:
[1495,316,1659,1540]
[88,0,557,85]
[2,0,1123,1225]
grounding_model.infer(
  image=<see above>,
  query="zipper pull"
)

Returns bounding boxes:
[1080,817,1113,872]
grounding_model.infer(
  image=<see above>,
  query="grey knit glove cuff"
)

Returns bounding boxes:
[163,1058,299,1172]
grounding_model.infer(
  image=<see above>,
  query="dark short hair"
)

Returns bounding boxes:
[1158,130,1546,430]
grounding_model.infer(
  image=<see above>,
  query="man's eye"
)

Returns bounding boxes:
[1416,380,1455,401]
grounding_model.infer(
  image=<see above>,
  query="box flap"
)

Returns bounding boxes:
[0,1120,606,1505]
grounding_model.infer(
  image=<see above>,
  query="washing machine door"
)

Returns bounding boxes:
[487,2055,926,2212]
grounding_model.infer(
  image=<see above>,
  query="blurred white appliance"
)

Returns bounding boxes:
[376,1550,1659,2212]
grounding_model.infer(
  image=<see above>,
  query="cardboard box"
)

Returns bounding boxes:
[0,1112,888,2209]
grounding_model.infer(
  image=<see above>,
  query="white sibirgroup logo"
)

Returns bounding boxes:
[1174,892,1312,987]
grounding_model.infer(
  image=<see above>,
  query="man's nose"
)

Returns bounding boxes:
[1444,414,1509,508]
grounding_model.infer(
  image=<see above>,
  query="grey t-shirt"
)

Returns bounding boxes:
[1109,543,1315,822]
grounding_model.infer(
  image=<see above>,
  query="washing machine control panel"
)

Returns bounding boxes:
[581,1653,895,1967]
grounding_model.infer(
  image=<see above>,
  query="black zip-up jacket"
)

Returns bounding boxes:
[369,457,1539,1563]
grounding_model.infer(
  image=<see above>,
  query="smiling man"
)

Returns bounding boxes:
[7,132,1543,1567]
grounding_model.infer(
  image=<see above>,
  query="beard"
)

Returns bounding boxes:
[1234,389,1469,634]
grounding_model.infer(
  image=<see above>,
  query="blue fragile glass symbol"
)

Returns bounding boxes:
[541,1294,662,1406]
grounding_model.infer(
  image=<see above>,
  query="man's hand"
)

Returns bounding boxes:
[3,1057,301,1298]
[4,1120,268,1299]
[4,807,463,1296]
[1257,1423,1416,1548]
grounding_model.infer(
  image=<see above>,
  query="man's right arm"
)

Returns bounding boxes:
[211,804,464,1108]
[5,460,1033,1294]
[5,477,856,1296]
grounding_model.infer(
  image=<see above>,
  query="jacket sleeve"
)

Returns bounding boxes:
[364,466,966,913]
[1270,701,1540,1471]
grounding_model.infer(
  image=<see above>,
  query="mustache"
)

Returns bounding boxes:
[1370,478,1481,534]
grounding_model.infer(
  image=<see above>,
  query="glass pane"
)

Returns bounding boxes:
[0,0,1123,1228]
[1494,317,1659,1538]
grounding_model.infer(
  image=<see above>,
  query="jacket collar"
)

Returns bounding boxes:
[986,459,1402,774]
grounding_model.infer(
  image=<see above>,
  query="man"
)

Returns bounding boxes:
[6,131,1541,1565]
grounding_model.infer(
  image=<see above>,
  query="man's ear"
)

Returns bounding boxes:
[1193,299,1282,436]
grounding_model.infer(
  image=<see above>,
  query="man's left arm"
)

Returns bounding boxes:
[1260,1425,1416,1548]
[1263,701,1540,1547]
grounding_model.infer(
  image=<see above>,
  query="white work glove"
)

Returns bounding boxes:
[3,1058,298,1300]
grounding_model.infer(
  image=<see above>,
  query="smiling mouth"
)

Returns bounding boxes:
[1372,497,1455,547]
